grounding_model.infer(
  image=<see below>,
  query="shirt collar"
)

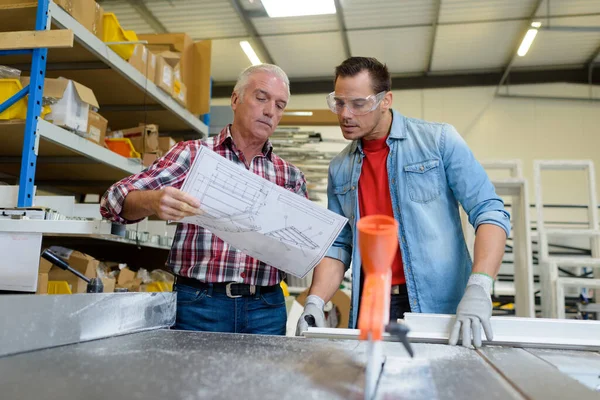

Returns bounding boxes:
[216,125,274,160]
[352,109,406,154]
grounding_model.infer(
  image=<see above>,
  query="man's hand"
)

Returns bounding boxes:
[449,274,494,349]
[296,295,326,336]
[151,187,202,221]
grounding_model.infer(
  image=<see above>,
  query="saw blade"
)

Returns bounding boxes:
[365,339,385,400]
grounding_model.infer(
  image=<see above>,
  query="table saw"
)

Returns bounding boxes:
[0,293,599,399]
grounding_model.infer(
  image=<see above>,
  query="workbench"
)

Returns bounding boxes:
[1,293,598,399]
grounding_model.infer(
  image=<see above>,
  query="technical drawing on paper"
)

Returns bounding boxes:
[184,161,270,233]
[278,194,336,225]
[180,146,348,278]
[266,226,319,250]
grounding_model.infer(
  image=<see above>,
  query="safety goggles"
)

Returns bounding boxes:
[326,91,387,116]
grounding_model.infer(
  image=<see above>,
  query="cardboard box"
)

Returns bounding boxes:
[128,44,148,76]
[44,250,99,294]
[117,267,136,285]
[54,0,96,32]
[139,34,212,114]
[36,258,52,294]
[154,56,173,95]
[296,289,350,329]
[22,77,99,133]
[115,124,159,154]
[174,81,186,107]
[142,152,159,167]
[116,267,142,292]
[158,137,176,154]
[101,276,116,293]
[86,110,107,144]
[93,2,103,39]
[158,51,181,69]
[147,52,157,82]
[190,40,212,115]
[140,33,190,53]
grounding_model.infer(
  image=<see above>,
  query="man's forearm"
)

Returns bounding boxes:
[472,224,507,278]
[121,190,157,221]
[309,257,346,303]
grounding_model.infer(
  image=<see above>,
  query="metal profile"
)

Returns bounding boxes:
[305,313,600,351]
[533,160,600,318]
[0,292,176,358]
[461,176,535,317]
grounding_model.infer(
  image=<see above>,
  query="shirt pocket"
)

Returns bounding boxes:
[404,159,441,204]
[333,183,354,218]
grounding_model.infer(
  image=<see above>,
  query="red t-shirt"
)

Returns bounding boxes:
[358,135,406,285]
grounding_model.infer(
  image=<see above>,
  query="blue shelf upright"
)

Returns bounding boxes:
[0,0,50,207]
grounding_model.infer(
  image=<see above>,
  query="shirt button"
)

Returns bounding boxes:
[351,186,356,190]
[391,179,395,184]
[240,272,246,278]
[420,165,425,171]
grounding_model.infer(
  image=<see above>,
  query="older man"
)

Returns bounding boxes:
[297,57,510,348]
[101,64,307,335]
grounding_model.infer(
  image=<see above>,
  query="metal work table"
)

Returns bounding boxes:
[0,293,598,399]
[1,329,599,399]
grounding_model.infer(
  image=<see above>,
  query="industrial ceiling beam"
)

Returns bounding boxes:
[586,43,600,67]
[229,0,274,65]
[333,0,351,59]
[126,0,167,33]
[212,66,599,97]
[495,0,544,95]
[191,12,600,41]
[425,0,442,75]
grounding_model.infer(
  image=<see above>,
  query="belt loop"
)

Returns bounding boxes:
[253,285,260,300]
[207,283,213,297]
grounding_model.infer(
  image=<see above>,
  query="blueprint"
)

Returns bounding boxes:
[179,146,348,278]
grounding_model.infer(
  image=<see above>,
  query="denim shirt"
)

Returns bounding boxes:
[325,110,511,329]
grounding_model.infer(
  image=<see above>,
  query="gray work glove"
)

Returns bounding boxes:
[449,273,494,349]
[295,295,325,336]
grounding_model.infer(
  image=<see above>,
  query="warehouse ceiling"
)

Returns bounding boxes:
[99,0,600,96]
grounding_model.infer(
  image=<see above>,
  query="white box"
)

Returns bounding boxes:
[21,77,99,133]
[0,232,43,292]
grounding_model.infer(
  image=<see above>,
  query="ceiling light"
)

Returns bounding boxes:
[261,0,336,18]
[517,23,541,57]
[239,41,261,65]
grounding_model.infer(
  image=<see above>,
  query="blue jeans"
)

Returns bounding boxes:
[173,283,287,335]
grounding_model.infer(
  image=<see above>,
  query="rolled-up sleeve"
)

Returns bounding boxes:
[440,124,511,237]
[100,142,193,224]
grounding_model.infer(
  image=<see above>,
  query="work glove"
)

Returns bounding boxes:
[295,295,326,336]
[449,273,494,349]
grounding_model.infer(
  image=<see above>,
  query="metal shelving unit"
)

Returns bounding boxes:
[0,0,208,207]
[0,1,207,271]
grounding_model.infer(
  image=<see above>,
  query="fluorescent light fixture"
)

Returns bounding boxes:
[517,23,541,57]
[240,41,262,65]
[262,0,336,18]
[284,111,314,116]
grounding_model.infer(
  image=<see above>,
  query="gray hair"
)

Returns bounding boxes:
[233,64,291,100]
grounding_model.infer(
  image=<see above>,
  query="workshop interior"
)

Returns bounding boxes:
[1,0,600,399]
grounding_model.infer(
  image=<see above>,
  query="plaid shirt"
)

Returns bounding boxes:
[100,126,308,286]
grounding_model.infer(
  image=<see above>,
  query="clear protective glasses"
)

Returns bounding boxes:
[326,91,387,116]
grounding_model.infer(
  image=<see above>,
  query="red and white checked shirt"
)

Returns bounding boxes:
[100,126,308,286]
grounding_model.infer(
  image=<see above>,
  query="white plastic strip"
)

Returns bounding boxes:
[305,313,600,351]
